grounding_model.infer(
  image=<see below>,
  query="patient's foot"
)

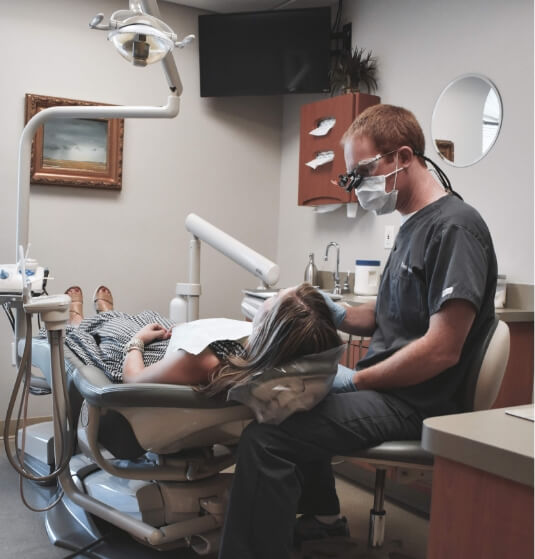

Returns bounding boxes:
[65,286,84,326]
[94,285,114,313]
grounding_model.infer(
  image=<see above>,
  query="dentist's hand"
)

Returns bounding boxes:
[136,323,172,344]
[317,289,347,328]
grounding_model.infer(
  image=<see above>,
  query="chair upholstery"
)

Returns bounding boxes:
[337,318,510,550]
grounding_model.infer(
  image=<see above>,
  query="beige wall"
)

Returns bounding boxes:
[0,0,282,417]
[276,0,534,288]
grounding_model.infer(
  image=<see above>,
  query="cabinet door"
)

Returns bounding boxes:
[298,93,380,206]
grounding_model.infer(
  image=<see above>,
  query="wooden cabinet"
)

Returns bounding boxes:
[298,92,380,206]
[427,457,533,559]
[339,335,369,369]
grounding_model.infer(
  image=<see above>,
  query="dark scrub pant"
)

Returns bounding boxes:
[218,389,424,559]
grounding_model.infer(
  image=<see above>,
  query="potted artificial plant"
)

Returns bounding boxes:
[329,46,378,96]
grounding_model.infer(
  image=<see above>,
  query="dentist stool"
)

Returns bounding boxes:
[337,318,510,557]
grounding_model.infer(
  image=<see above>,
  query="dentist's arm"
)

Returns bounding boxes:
[353,299,476,390]
[339,302,376,337]
[319,290,376,336]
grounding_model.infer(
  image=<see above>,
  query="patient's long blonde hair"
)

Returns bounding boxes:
[197,283,342,397]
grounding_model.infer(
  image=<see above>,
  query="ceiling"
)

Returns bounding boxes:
[165,0,338,14]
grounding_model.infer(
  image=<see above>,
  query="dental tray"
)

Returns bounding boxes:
[242,289,279,299]
[0,264,46,295]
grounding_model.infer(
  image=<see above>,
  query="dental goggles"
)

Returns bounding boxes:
[333,148,463,200]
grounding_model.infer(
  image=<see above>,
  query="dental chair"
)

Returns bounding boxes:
[21,333,342,558]
[15,335,254,558]
[10,212,346,558]
[336,318,510,558]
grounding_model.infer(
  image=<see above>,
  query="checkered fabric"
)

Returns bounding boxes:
[40,310,173,383]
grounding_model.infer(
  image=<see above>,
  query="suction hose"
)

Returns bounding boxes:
[3,313,76,510]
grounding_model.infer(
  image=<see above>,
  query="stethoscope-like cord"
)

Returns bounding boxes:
[3,313,76,511]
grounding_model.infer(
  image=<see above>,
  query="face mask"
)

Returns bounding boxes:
[356,159,403,215]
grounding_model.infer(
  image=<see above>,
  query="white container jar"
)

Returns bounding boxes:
[354,259,381,296]
[494,274,507,308]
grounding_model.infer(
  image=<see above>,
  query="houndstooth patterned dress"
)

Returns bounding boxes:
[41,311,244,383]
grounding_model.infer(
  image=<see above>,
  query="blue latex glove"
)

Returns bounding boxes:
[317,289,347,328]
[331,364,358,393]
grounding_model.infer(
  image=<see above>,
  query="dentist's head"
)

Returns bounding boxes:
[341,104,447,216]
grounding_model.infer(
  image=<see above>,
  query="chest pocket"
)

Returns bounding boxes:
[385,265,429,334]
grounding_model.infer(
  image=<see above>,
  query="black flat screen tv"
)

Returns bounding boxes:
[198,8,331,97]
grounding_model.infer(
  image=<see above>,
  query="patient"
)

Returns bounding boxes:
[62,283,341,397]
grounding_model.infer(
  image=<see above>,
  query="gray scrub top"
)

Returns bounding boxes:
[357,195,498,417]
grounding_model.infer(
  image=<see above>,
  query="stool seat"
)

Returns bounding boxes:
[344,440,434,466]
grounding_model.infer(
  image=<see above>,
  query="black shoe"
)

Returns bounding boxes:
[293,515,350,549]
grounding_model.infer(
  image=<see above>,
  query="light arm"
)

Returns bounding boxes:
[185,213,280,287]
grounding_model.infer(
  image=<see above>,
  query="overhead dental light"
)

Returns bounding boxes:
[89,2,195,67]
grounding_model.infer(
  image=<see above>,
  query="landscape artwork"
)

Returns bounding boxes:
[25,94,124,189]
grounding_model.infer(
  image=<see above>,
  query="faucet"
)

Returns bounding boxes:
[324,242,341,295]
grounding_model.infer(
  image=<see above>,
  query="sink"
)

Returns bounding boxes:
[320,289,343,301]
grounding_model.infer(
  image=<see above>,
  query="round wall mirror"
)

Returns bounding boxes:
[431,74,502,167]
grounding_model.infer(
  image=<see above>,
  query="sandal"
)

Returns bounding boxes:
[65,286,84,323]
[93,285,114,313]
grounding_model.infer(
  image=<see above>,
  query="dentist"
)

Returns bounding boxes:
[218,104,498,558]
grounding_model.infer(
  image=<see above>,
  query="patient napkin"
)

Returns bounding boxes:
[309,118,336,137]
[164,318,252,357]
[305,151,335,170]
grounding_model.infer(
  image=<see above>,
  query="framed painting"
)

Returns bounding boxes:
[435,139,454,163]
[25,93,124,190]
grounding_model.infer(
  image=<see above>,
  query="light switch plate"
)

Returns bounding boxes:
[384,225,395,249]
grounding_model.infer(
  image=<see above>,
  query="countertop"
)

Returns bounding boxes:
[422,405,534,487]
[338,295,533,323]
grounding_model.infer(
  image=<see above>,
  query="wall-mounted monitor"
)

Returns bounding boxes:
[198,8,331,97]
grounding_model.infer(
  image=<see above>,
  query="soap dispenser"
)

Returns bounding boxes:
[304,253,318,286]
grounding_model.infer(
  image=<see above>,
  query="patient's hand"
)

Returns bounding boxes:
[136,323,172,345]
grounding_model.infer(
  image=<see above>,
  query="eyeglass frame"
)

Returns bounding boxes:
[332,148,400,193]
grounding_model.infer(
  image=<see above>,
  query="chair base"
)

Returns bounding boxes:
[29,481,206,558]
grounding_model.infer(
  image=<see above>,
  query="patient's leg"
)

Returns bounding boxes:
[65,286,84,326]
[94,285,114,313]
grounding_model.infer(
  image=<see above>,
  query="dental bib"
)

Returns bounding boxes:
[227,344,346,424]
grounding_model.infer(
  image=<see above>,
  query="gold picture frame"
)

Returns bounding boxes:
[435,139,454,163]
[25,93,124,190]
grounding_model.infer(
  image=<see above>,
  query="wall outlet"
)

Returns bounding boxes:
[384,225,395,249]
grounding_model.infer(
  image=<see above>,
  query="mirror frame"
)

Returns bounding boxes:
[431,73,503,168]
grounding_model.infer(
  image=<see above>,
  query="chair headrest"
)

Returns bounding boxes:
[227,344,346,424]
